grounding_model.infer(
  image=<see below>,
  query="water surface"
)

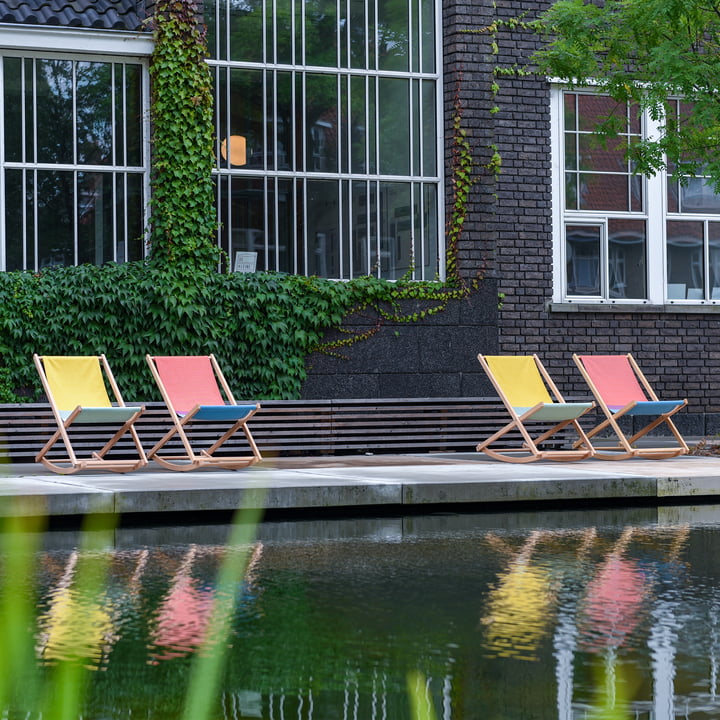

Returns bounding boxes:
[5,504,720,719]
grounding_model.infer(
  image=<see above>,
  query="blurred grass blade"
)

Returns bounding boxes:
[407,670,438,720]
[182,487,266,720]
[0,510,45,714]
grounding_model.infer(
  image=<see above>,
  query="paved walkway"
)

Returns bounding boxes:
[2,451,720,518]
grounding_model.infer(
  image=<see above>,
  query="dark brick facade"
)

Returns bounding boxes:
[302,0,720,435]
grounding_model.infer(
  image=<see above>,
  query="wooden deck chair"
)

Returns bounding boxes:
[572,354,689,460]
[34,354,147,474]
[146,354,262,471]
[477,354,595,463]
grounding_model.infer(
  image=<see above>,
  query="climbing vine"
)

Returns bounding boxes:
[148,0,218,269]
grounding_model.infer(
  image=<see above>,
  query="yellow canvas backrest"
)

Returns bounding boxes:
[484,356,553,407]
[43,356,112,412]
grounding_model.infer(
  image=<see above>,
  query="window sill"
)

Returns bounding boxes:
[548,302,720,314]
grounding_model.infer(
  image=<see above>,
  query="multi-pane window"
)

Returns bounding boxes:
[554,89,720,304]
[2,55,147,271]
[206,0,442,280]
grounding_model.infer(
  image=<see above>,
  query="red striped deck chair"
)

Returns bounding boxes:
[146,355,262,471]
[572,354,688,460]
[477,354,595,463]
[33,354,147,474]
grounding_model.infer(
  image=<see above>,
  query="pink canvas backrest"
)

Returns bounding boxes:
[153,356,225,414]
[578,355,647,409]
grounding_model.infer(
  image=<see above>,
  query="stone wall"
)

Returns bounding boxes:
[301,281,499,399]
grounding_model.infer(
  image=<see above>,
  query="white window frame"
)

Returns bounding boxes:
[550,85,708,306]
[0,29,152,272]
[207,0,445,281]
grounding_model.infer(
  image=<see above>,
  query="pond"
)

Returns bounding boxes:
[3,503,720,719]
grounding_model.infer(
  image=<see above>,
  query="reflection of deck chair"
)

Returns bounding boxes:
[146,355,262,471]
[572,354,689,460]
[477,354,595,463]
[34,354,147,474]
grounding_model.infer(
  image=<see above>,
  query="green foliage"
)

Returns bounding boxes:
[446,78,477,286]
[532,0,720,188]
[148,0,219,269]
[0,264,474,402]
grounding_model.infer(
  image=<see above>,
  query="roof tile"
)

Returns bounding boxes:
[0,0,145,31]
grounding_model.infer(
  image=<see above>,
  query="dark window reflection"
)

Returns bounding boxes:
[566,224,600,296]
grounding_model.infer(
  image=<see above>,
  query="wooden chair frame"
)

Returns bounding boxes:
[572,353,689,460]
[477,354,595,463]
[146,354,262,471]
[34,354,147,474]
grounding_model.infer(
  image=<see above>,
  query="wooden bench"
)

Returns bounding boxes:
[0,398,565,462]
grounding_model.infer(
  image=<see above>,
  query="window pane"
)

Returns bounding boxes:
[304,0,338,67]
[36,60,74,165]
[422,80,436,176]
[230,176,266,268]
[420,0,435,73]
[306,179,339,276]
[564,93,576,131]
[4,57,22,163]
[350,76,367,173]
[275,71,294,171]
[229,0,263,62]
[273,178,294,272]
[667,220,704,299]
[377,0,409,71]
[710,223,720,299]
[608,218,646,299]
[566,224,601,296]
[577,173,630,211]
[379,182,411,279]
[77,62,113,165]
[275,0,293,64]
[229,68,264,169]
[378,77,409,176]
[125,64,143,167]
[351,180,370,277]
[306,74,338,172]
[78,172,113,264]
[5,169,24,270]
[37,170,74,268]
[348,0,368,69]
[680,178,720,214]
[577,134,628,173]
[577,94,626,132]
[423,183,438,278]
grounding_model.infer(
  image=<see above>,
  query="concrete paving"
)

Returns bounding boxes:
[3,450,720,518]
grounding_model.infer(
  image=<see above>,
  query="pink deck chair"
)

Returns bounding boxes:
[572,354,688,459]
[146,355,262,471]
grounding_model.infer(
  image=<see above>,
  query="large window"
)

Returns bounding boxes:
[552,89,720,304]
[2,54,148,271]
[206,0,442,280]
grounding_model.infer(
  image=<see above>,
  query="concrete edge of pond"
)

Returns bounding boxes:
[2,450,720,519]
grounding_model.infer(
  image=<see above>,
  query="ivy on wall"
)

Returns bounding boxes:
[148,0,218,269]
[0,0,493,404]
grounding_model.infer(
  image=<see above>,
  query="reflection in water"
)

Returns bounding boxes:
[6,510,720,718]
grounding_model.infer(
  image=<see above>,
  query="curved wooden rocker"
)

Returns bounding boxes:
[477,354,595,463]
[34,354,147,474]
[572,354,688,460]
[146,354,262,471]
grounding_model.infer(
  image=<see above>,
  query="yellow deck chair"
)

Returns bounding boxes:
[477,354,595,463]
[34,354,147,474]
